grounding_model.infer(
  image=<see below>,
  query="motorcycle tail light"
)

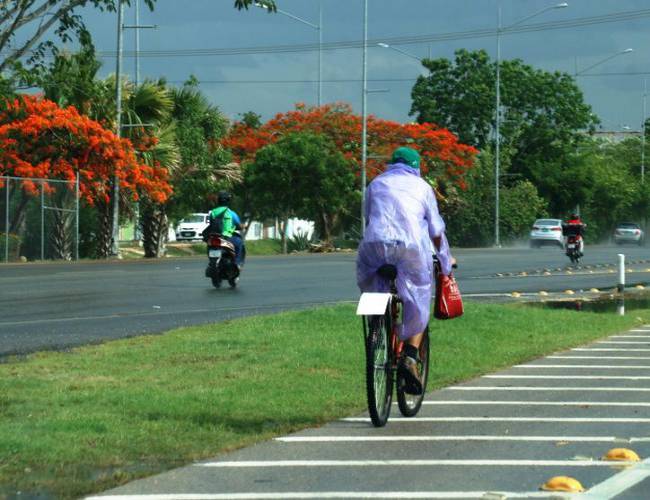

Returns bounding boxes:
[208,235,221,247]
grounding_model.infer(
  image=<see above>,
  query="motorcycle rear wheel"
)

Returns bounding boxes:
[211,276,221,288]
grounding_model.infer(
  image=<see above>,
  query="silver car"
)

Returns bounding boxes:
[529,218,564,248]
[614,222,644,246]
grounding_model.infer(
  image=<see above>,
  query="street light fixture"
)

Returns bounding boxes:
[377,42,422,62]
[494,1,568,248]
[255,1,322,106]
[575,48,633,76]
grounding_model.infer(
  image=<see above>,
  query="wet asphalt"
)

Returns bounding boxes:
[1,244,650,358]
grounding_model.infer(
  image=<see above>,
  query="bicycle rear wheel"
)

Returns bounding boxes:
[364,311,393,427]
[397,326,429,417]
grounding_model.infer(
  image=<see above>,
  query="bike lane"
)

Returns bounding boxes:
[86,327,650,500]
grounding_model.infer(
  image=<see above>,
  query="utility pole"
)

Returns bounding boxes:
[360,0,367,236]
[111,0,124,257]
[642,78,647,183]
[135,0,140,86]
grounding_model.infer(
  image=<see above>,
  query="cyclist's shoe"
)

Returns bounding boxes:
[398,355,423,395]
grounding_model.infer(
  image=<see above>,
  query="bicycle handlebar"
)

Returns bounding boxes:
[433,255,458,269]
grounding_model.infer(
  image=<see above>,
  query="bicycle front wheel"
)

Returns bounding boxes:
[364,311,393,427]
[397,326,429,417]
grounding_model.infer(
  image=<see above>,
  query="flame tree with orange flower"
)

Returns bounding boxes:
[0,95,171,258]
[222,103,477,239]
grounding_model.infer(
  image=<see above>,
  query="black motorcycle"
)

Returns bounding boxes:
[204,232,240,288]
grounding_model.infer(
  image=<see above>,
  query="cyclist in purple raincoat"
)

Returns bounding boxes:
[356,146,454,395]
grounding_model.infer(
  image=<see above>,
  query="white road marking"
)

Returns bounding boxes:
[275,435,646,443]
[611,335,650,338]
[515,364,650,369]
[548,355,650,360]
[597,341,650,344]
[198,459,635,467]
[342,417,650,422]
[447,386,650,391]
[484,375,650,380]
[418,400,650,407]
[573,348,650,351]
[84,493,569,499]
[581,458,650,499]
[630,329,650,332]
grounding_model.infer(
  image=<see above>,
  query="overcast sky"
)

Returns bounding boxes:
[77,0,650,131]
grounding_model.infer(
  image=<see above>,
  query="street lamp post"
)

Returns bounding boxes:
[361,0,368,235]
[359,5,390,237]
[494,2,568,248]
[256,1,322,106]
[574,48,633,77]
[111,1,156,255]
[377,42,422,62]
[111,0,124,257]
[641,78,648,184]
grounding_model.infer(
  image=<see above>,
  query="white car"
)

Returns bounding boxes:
[529,218,564,248]
[614,222,644,246]
[175,213,209,241]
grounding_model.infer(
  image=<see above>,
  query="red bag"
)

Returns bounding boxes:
[434,273,464,320]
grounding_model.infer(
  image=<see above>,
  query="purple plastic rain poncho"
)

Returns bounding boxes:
[356,162,453,340]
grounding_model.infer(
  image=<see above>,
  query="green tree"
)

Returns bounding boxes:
[248,132,354,253]
[238,111,262,129]
[444,149,547,247]
[410,49,598,189]
[0,0,275,74]
[0,1,156,74]
[167,82,234,220]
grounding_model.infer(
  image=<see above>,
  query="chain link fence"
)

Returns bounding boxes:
[1,175,80,263]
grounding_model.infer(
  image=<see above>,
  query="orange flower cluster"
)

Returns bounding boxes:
[0,95,171,205]
[222,103,478,187]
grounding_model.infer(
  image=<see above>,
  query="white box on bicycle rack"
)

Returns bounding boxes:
[356,293,391,316]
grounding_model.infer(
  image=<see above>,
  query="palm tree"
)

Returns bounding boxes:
[121,80,179,258]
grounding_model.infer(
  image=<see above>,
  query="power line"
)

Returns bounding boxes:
[88,8,650,59]
[4,8,649,61]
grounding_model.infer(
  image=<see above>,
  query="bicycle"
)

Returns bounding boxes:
[358,263,431,427]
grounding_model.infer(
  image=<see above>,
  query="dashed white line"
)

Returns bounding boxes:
[611,335,650,338]
[275,435,646,443]
[83,493,571,499]
[573,348,650,352]
[548,355,650,360]
[197,459,635,467]
[515,364,650,369]
[484,375,650,380]
[341,417,650,423]
[418,400,650,407]
[447,386,650,391]
[597,341,650,344]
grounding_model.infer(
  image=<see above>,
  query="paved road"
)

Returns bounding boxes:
[1,244,649,357]
[88,325,650,499]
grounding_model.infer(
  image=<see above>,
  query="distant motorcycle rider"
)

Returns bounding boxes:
[204,191,245,268]
[562,213,586,256]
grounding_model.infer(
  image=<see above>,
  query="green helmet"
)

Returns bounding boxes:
[391,146,420,169]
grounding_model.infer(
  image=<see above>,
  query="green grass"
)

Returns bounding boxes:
[1,302,649,499]
[245,238,282,255]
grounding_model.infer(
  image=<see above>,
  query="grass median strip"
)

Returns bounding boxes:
[1,302,649,499]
